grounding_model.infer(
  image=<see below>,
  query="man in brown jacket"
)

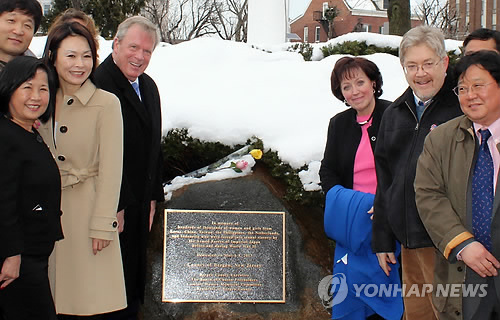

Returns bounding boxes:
[415,51,500,319]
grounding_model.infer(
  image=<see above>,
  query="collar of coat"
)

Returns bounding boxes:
[104,54,144,92]
[456,115,475,142]
[59,79,96,107]
[393,69,457,109]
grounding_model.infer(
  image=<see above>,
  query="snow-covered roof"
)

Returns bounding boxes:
[344,0,380,11]
[290,0,312,22]
[291,0,389,23]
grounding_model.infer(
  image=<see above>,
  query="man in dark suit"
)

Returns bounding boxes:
[93,16,164,320]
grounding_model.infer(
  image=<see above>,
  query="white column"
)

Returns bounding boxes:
[247,0,288,44]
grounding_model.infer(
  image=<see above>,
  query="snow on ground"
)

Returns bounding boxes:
[29,32,464,194]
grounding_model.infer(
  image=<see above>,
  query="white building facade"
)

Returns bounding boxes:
[37,0,52,15]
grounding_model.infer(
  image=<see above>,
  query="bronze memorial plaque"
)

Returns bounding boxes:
[162,209,285,303]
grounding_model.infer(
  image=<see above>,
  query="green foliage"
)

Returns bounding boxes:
[160,130,323,207]
[40,0,73,33]
[41,0,145,38]
[161,128,242,181]
[320,41,399,58]
[287,43,313,61]
[250,45,272,53]
[447,50,461,66]
[259,149,323,206]
[85,0,145,38]
[324,6,340,21]
[320,41,461,66]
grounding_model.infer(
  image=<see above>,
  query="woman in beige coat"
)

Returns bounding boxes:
[40,22,127,317]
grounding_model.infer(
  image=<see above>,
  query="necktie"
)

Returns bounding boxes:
[131,82,141,100]
[472,129,493,251]
[416,101,425,121]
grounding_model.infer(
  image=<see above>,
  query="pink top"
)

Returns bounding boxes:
[353,114,377,194]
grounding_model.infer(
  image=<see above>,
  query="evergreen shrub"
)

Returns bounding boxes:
[161,130,324,207]
[320,41,399,58]
[287,43,314,61]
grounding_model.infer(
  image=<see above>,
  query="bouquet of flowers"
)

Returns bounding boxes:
[164,146,263,200]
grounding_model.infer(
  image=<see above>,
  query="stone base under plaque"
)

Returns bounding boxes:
[143,164,332,319]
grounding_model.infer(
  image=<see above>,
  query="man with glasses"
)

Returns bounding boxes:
[415,50,500,320]
[372,25,462,320]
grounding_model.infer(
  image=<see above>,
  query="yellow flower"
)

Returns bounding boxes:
[249,149,263,160]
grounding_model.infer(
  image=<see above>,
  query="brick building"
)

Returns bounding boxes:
[450,0,500,36]
[291,0,420,42]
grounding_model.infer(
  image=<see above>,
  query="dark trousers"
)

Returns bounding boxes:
[464,277,500,320]
[119,203,150,303]
[106,202,149,320]
[0,255,56,320]
[102,299,139,320]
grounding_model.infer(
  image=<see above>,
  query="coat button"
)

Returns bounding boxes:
[60,126,68,133]
[455,310,461,316]
[112,221,118,228]
[371,136,376,141]
[457,266,463,272]
[67,98,74,105]
[58,155,66,161]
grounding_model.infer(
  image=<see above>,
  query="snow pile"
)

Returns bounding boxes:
[29,32,463,194]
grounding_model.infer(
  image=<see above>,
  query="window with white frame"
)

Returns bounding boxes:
[323,2,329,18]
[466,0,470,24]
[493,0,497,30]
[315,26,321,42]
[482,0,487,27]
[304,27,309,43]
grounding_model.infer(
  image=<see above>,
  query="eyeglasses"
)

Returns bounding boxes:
[403,59,442,74]
[453,82,495,96]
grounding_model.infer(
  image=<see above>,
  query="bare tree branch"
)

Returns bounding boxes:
[144,0,247,43]
[210,0,247,41]
[413,0,460,39]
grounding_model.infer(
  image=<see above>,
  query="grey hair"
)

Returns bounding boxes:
[399,25,446,65]
[114,16,161,49]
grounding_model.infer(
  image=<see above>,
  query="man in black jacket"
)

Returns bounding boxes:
[94,16,164,320]
[372,25,462,319]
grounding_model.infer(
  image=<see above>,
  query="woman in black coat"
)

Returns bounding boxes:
[320,57,391,194]
[319,57,398,320]
[0,56,63,320]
